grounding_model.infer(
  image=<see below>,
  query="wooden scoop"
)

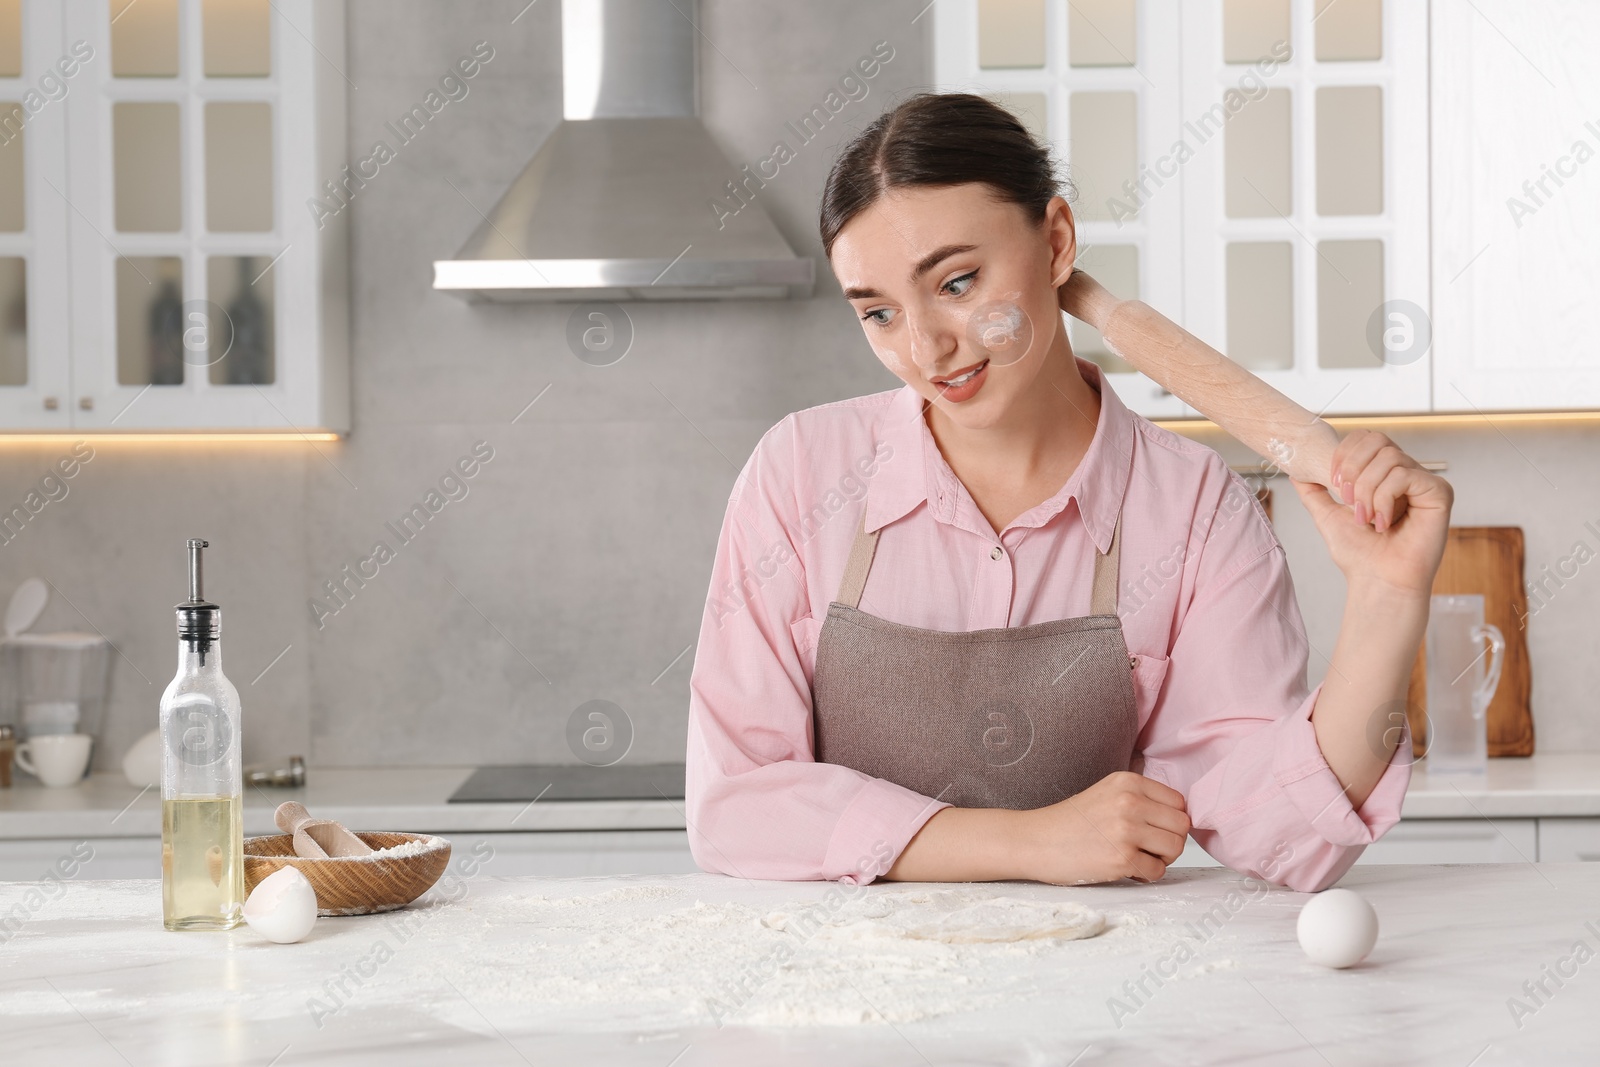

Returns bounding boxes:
[274,801,373,858]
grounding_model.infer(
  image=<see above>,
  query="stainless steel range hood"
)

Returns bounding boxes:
[433,0,815,302]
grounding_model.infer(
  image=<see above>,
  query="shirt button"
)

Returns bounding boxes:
[990,546,1003,560]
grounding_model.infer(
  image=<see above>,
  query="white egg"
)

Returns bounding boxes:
[1296,887,1378,968]
[243,866,319,944]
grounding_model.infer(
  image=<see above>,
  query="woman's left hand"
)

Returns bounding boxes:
[1289,430,1453,597]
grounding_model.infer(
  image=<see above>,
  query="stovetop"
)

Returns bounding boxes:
[447,762,685,803]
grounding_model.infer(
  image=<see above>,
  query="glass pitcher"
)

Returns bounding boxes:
[1424,594,1505,775]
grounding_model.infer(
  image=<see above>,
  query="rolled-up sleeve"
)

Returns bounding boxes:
[1134,505,1412,894]
[684,421,949,883]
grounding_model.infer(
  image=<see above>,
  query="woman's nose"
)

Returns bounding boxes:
[907,311,958,371]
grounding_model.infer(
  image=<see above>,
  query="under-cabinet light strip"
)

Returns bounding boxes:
[0,433,345,443]
[1156,411,1600,431]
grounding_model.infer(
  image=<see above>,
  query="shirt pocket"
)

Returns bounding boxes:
[790,615,823,683]
[1130,650,1171,726]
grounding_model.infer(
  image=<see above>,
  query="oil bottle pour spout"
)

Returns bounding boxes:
[176,538,221,656]
[187,538,207,602]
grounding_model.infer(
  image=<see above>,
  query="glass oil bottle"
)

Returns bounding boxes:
[160,539,244,930]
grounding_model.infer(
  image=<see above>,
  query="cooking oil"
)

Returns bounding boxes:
[159,539,246,932]
[161,794,243,930]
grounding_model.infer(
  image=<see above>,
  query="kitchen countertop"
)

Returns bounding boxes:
[3,752,1600,840]
[3,863,1595,1065]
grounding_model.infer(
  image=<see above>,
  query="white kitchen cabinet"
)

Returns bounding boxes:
[934,0,1431,418]
[1350,816,1539,865]
[0,835,159,881]
[0,830,698,883]
[438,831,700,878]
[0,0,348,433]
[4,819,1590,885]
[1429,0,1600,411]
[1536,818,1600,863]
[1171,817,1542,869]
[0,0,73,429]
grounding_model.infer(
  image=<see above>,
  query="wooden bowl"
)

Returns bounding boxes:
[243,831,451,916]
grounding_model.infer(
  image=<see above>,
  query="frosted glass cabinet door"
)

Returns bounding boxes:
[1180,0,1429,416]
[936,0,1190,419]
[57,0,348,431]
[0,0,73,428]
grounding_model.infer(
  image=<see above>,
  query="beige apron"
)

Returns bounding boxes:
[812,502,1140,810]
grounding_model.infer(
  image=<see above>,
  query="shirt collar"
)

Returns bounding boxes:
[866,356,1135,553]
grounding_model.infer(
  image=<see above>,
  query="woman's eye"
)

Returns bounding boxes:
[942,270,978,297]
[862,307,896,328]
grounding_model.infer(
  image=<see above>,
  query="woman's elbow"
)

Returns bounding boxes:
[1196,828,1365,893]
[1264,842,1365,894]
[685,816,740,877]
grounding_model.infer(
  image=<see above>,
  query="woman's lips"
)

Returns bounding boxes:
[933,359,989,402]
[932,359,988,385]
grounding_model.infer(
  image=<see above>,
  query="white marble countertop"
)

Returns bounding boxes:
[3,863,1595,1065]
[3,752,1599,840]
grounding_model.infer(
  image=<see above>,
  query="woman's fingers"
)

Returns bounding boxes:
[1331,431,1427,528]
[1138,826,1189,865]
[1134,771,1188,812]
[1330,430,1382,500]
[1370,463,1417,532]
[1126,849,1170,883]
[1352,442,1411,526]
[1330,430,1395,506]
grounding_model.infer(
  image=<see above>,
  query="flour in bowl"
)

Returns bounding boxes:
[361,836,445,860]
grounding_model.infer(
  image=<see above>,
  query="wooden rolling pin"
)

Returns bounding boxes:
[1060,270,1343,495]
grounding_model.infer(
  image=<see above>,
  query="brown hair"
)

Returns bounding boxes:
[818,92,1066,258]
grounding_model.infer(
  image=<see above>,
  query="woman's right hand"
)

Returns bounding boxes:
[1018,771,1192,885]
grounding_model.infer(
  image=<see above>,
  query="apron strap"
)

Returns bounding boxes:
[837,507,881,609]
[1089,511,1122,616]
[838,504,1123,614]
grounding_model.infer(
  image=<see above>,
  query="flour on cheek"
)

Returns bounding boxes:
[876,341,910,376]
[963,293,1035,367]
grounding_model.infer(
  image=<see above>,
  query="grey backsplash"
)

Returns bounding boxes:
[8,0,1599,773]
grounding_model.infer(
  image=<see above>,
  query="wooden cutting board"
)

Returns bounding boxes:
[1405,527,1534,757]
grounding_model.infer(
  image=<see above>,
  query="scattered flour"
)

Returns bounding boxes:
[761,888,1104,944]
[4,879,1199,1033]
[1178,957,1242,979]
[408,886,1139,1028]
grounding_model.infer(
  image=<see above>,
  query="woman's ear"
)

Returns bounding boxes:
[1045,196,1077,287]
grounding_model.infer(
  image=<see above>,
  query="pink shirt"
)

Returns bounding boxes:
[685,357,1411,893]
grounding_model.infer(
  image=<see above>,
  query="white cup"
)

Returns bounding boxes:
[16,733,93,787]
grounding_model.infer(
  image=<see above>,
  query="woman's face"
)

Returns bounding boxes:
[830,183,1076,429]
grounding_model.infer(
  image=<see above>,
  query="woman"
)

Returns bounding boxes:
[685,93,1451,894]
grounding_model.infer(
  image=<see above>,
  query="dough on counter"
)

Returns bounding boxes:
[762,888,1105,944]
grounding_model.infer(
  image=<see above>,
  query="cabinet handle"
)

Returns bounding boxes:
[44,396,58,411]
[78,397,94,411]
